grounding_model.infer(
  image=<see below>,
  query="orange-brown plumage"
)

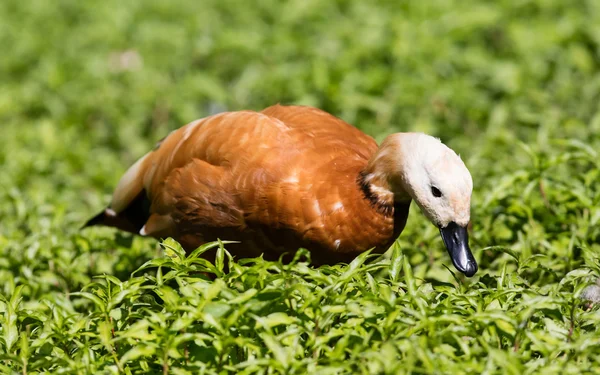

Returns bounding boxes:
[86,104,477,275]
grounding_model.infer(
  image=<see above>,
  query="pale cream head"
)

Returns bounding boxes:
[366,132,473,228]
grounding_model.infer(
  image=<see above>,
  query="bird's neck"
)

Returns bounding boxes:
[359,141,412,206]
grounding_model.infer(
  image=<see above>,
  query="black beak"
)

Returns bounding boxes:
[439,222,477,277]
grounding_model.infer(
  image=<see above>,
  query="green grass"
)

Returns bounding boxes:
[2,0,600,373]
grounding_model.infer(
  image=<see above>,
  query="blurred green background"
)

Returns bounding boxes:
[2,0,600,372]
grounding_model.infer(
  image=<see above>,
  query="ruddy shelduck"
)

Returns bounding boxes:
[85,105,477,276]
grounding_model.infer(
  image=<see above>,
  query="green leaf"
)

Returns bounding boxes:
[70,292,107,312]
[3,286,21,352]
[389,242,403,283]
[187,240,239,261]
[228,288,258,304]
[261,334,289,369]
[119,345,156,367]
[253,312,297,329]
[162,237,186,262]
[482,246,519,262]
[341,249,373,280]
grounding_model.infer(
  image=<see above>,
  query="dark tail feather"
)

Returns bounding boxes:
[82,191,150,234]
[81,208,141,234]
[82,209,108,229]
[82,194,150,234]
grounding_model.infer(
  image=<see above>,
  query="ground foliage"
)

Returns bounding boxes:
[1,0,600,373]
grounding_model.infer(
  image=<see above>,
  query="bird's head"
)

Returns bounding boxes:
[366,133,477,276]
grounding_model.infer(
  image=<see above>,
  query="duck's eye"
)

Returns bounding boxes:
[431,186,442,198]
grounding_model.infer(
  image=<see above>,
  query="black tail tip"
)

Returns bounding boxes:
[81,210,107,230]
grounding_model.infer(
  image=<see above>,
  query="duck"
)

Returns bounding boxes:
[85,104,477,276]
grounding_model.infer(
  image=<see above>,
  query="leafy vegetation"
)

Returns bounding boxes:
[1,0,600,373]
